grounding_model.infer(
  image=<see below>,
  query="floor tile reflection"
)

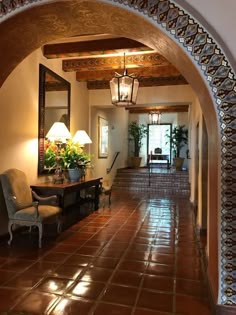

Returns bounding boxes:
[0,191,213,315]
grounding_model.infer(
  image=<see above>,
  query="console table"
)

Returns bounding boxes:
[148,153,170,169]
[31,177,102,212]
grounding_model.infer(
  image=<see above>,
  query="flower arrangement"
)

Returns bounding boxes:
[44,139,91,170]
[44,139,58,169]
[60,140,91,169]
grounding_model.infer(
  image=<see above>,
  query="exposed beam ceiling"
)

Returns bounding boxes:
[74,65,180,81]
[63,53,171,72]
[43,37,153,58]
[87,76,187,89]
[43,35,189,89]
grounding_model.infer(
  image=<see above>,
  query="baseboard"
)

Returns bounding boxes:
[194,222,216,314]
[200,246,217,314]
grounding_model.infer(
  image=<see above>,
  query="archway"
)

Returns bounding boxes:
[0,0,235,307]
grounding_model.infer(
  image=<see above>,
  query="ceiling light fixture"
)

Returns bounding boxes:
[149,111,161,125]
[109,53,139,107]
[46,122,71,184]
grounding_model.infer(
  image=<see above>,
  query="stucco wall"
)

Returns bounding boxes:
[89,106,129,184]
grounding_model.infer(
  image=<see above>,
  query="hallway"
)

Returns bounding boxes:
[0,191,212,315]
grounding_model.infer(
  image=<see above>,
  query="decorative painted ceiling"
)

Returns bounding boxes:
[43,35,188,89]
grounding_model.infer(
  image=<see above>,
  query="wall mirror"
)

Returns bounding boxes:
[38,64,71,174]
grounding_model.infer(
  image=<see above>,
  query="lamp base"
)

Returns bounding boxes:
[53,168,64,184]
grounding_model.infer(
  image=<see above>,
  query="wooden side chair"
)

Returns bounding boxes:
[100,179,112,207]
[85,179,112,209]
[0,168,62,248]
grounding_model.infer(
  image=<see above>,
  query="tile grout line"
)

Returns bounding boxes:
[87,199,151,315]
[125,201,176,314]
[45,200,145,314]
[9,205,127,313]
[173,203,178,314]
[130,201,162,315]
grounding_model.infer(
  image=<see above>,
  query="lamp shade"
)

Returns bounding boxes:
[72,130,92,145]
[46,122,71,142]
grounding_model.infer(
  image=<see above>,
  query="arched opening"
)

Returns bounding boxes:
[0,0,234,306]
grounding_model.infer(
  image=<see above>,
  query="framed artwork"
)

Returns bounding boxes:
[98,116,108,158]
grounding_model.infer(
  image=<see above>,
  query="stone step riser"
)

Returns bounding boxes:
[112,169,190,195]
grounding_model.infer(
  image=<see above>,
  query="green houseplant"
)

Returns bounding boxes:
[128,121,147,167]
[60,140,91,182]
[44,140,58,169]
[60,140,91,169]
[166,125,188,171]
[44,140,91,182]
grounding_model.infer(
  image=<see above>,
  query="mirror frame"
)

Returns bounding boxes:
[38,64,71,175]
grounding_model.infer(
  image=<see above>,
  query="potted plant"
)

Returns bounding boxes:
[44,139,58,170]
[166,125,188,171]
[60,140,91,182]
[128,121,147,168]
[44,140,91,182]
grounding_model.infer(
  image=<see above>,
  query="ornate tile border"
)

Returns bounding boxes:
[0,0,236,304]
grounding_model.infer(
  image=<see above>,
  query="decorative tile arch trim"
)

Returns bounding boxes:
[0,0,236,305]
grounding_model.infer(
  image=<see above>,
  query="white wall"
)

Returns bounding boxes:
[89,106,129,184]
[137,85,196,105]
[89,85,197,107]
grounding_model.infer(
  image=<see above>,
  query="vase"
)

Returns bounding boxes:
[66,168,82,182]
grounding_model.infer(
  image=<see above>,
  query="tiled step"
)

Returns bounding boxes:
[112,168,190,195]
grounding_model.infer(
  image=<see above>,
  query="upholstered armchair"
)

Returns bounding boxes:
[0,168,62,248]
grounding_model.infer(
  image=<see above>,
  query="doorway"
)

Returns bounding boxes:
[147,124,172,166]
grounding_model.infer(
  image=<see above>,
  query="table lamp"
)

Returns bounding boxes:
[72,130,92,147]
[46,122,71,183]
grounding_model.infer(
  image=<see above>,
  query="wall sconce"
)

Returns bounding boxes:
[110,53,139,107]
[149,111,161,125]
[46,122,71,183]
[72,130,92,147]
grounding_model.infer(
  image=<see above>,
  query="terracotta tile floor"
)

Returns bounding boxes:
[0,192,213,315]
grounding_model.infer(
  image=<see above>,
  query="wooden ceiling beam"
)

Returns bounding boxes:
[63,53,170,72]
[127,105,189,113]
[86,75,188,89]
[43,37,152,59]
[76,65,181,81]
[43,36,188,88]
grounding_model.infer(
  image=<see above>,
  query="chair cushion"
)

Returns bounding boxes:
[14,205,61,222]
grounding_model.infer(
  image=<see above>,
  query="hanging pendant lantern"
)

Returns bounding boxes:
[110,53,139,107]
[149,111,161,124]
